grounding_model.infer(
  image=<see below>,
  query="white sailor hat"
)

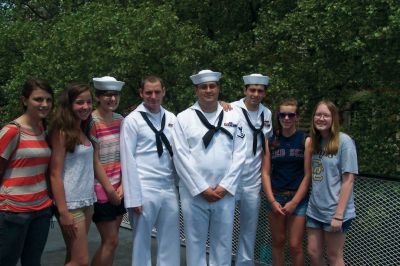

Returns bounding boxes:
[93,76,125,91]
[243,73,269,86]
[190,70,221,85]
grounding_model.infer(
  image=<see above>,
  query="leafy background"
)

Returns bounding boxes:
[0,0,399,177]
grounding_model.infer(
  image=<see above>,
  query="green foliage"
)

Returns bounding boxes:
[251,1,400,177]
[0,0,399,177]
[254,0,400,109]
[346,90,399,177]
[1,2,216,116]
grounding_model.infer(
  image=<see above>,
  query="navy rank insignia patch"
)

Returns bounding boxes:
[168,123,173,127]
[237,126,245,138]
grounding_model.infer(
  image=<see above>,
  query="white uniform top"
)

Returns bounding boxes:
[120,103,177,208]
[173,102,247,197]
[232,98,273,191]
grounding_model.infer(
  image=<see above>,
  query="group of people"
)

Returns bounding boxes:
[0,69,358,266]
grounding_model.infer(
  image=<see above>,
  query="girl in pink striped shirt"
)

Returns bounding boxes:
[90,76,126,266]
[0,79,54,266]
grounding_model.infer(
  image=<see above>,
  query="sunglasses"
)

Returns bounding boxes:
[278,112,297,119]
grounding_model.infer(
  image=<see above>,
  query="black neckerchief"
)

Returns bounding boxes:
[139,111,173,157]
[194,109,233,149]
[241,108,265,155]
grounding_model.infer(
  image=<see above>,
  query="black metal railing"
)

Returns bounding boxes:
[121,175,400,265]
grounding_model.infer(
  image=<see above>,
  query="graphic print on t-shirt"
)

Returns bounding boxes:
[312,158,324,181]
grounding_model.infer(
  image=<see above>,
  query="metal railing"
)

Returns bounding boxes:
[122,175,400,265]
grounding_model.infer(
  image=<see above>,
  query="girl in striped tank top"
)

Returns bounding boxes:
[90,76,126,266]
[49,83,96,266]
[0,79,54,266]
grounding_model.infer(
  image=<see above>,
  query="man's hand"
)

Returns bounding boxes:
[219,101,233,111]
[201,187,222,202]
[213,185,228,198]
[133,206,143,214]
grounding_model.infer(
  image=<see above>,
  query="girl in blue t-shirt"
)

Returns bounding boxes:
[306,100,358,266]
[262,99,312,266]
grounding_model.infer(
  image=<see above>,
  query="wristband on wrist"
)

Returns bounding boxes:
[333,217,343,221]
[270,200,277,204]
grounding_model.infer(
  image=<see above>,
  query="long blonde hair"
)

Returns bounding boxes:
[310,100,340,155]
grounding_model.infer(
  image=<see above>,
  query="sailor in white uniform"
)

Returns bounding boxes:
[120,75,180,266]
[173,70,247,266]
[232,74,273,266]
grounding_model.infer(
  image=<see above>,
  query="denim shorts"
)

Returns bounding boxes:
[92,200,126,223]
[265,192,308,216]
[306,216,353,233]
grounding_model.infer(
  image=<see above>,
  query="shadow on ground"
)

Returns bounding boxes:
[35,221,188,266]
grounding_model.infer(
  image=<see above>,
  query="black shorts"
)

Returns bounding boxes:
[92,200,126,224]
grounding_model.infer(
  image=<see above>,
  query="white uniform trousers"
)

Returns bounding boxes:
[180,186,236,266]
[128,186,180,266]
[235,190,261,266]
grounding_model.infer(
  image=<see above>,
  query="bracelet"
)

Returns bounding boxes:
[333,217,343,221]
[270,200,277,204]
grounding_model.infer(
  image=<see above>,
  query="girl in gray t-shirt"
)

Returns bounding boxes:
[307,100,358,266]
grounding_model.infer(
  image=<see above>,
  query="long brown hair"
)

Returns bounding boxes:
[310,100,340,155]
[50,83,91,152]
